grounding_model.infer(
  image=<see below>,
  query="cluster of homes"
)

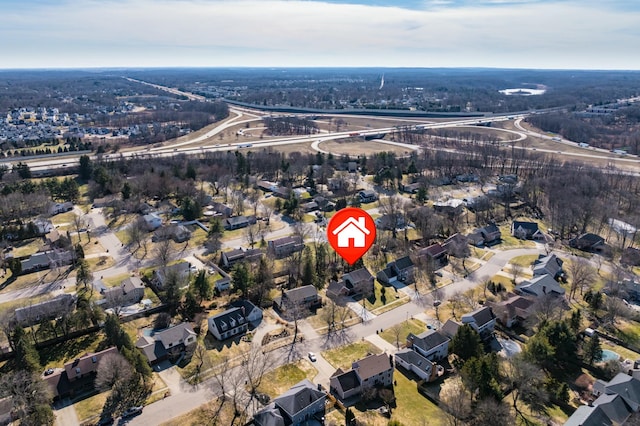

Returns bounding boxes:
[566,372,640,425]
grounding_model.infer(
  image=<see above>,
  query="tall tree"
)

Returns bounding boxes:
[584,334,603,365]
[11,325,41,373]
[78,154,93,180]
[451,324,483,363]
[193,270,211,304]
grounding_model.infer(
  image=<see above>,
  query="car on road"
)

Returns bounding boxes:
[122,406,143,417]
[44,368,54,376]
[308,352,317,362]
[433,300,442,307]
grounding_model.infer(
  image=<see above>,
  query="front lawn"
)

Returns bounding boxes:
[74,391,108,423]
[389,372,444,426]
[379,319,426,348]
[509,254,539,267]
[40,333,105,370]
[322,341,382,370]
[256,360,318,398]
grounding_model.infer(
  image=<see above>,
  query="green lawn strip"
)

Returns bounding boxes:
[322,341,382,370]
[379,319,426,348]
[498,225,537,248]
[256,361,318,398]
[389,372,444,426]
[489,274,516,292]
[144,287,161,305]
[74,390,109,422]
[0,270,55,293]
[362,281,396,311]
[51,211,77,226]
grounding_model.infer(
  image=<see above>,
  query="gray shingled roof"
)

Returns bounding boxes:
[353,353,392,380]
[273,379,325,419]
[155,323,196,349]
[409,329,449,352]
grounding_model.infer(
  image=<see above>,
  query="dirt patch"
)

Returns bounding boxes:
[319,140,413,156]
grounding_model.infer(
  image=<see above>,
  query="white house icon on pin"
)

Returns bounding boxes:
[332,217,370,248]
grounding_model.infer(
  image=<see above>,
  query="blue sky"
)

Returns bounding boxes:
[1,0,639,69]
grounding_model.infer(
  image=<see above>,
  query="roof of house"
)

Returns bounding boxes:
[344,267,373,284]
[229,299,260,316]
[394,256,414,271]
[533,254,563,277]
[395,349,433,375]
[121,276,144,293]
[353,353,392,380]
[462,306,495,328]
[222,248,245,261]
[408,329,449,352]
[440,319,461,339]
[154,323,196,349]
[512,221,540,234]
[63,346,118,379]
[334,369,360,393]
[253,405,286,426]
[419,243,447,258]
[225,216,250,225]
[593,393,633,424]
[268,235,303,248]
[516,274,566,297]
[564,405,613,426]
[606,373,640,407]
[135,336,167,363]
[284,285,318,303]
[273,379,325,419]
[490,295,535,320]
[209,307,247,333]
[15,294,75,324]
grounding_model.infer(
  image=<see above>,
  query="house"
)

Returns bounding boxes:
[418,243,448,268]
[461,306,496,340]
[515,274,566,298]
[49,201,73,216]
[223,215,256,231]
[20,249,74,274]
[466,231,485,247]
[152,224,192,243]
[276,285,321,313]
[376,256,415,285]
[301,201,319,212]
[511,221,544,240]
[15,294,75,326]
[332,217,371,248]
[358,190,378,203]
[253,379,326,426]
[45,229,62,247]
[442,233,469,254]
[313,196,335,212]
[267,235,305,258]
[92,194,121,208]
[33,219,54,236]
[533,253,564,279]
[401,182,422,194]
[143,213,162,231]
[479,224,501,246]
[64,347,118,383]
[570,233,605,252]
[433,199,465,216]
[621,279,640,301]
[342,267,375,295]
[406,329,450,361]
[101,276,145,308]
[439,319,461,339]
[329,353,394,400]
[210,202,233,217]
[44,346,119,400]
[375,213,407,231]
[273,186,291,199]
[257,180,277,192]
[208,307,249,340]
[136,322,197,365]
[567,373,640,425]
[152,262,194,289]
[219,248,263,270]
[395,349,443,383]
[229,299,263,323]
[487,295,535,328]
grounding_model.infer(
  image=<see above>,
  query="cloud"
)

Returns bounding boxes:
[1,0,639,69]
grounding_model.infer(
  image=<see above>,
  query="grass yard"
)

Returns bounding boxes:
[144,287,161,305]
[498,224,537,248]
[0,269,54,293]
[101,273,132,287]
[509,254,539,267]
[71,235,106,256]
[322,341,382,370]
[256,360,318,397]
[74,391,108,422]
[10,238,42,258]
[389,373,444,426]
[51,211,77,226]
[379,319,426,348]
[361,281,396,311]
[160,399,244,426]
[40,333,105,370]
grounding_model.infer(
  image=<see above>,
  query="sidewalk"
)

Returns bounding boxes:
[364,333,399,354]
[346,301,377,321]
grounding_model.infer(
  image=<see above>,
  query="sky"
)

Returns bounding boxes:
[1,0,639,70]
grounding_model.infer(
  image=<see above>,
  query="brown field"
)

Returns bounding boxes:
[319,140,413,156]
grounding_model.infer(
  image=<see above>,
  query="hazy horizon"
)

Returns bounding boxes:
[2,0,640,70]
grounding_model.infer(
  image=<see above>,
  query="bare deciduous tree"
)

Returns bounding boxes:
[440,376,471,426]
[567,257,597,299]
[95,352,134,391]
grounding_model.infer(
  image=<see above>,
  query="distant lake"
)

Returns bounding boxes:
[499,88,547,96]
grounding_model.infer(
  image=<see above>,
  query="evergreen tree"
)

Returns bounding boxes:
[451,324,483,363]
[78,155,93,180]
[232,263,252,297]
[584,335,603,365]
[180,290,200,321]
[12,326,41,373]
[193,270,211,304]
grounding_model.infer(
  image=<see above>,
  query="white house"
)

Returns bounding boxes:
[406,330,450,361]
[461,306,496,340]
[208,307,249,340]
[143,213,162,231]
[229,299,263,323]
[332,217,370,248]
[395,348,442,382]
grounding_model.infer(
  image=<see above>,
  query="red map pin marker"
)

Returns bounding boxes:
[327,207,376,265]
